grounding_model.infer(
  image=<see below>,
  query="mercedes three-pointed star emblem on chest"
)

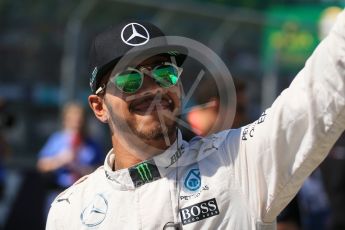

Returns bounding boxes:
[80,194,108,227]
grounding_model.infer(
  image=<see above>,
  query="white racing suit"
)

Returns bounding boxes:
[47,10,345,230]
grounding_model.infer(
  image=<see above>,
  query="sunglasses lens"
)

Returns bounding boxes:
[153,64,179,88]
[114,71,142,93]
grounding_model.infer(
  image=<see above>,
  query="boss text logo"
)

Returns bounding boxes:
[179,198,219,225]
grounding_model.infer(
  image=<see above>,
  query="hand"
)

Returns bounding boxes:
[37,150,76,173]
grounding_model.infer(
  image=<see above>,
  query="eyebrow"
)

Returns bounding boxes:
[110,55,173,76]
[136,56,170,67]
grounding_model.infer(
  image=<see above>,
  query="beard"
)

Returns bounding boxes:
[106,104,177,143]
[127,118,177,141]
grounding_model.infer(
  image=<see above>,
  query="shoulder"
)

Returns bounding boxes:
[43,131,70,148]
[54,166,104,202]
[48,167,105,219]
[48,131,67,140]
[188,129,240,152]
[184,129,242,167]
[39,131,69,157]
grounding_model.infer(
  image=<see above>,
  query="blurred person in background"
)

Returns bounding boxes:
[37,102,103,216]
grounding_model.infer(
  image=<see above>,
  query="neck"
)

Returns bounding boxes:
[111,131,177,170]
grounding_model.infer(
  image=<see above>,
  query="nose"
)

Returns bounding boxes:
[124,72,166,102]
[139,73,164,94]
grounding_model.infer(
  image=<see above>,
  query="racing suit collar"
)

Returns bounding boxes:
[152,129,184,170]
[103,129,184,189]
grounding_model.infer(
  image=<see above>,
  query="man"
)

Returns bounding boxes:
[47,10,345,229]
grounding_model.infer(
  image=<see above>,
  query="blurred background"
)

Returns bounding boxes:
[1,0,344,229]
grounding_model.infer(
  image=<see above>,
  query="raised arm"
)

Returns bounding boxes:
[222,9,345,223]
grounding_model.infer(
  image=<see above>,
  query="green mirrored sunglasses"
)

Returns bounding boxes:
[96,62,183,94]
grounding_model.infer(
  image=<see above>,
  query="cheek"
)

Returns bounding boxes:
[168,86,182,105]
[104,95,131,121]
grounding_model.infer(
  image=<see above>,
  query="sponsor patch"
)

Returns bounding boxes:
[242,110,267,141]
[129,160,161,187]
[55,189,73,205]
[184,168,201,192]
[180,185,209,201]
[80,194,108,227]
[165,145,185,168]
[179,198,219,225]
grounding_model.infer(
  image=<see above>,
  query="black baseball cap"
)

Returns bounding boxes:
[89,21,187,93]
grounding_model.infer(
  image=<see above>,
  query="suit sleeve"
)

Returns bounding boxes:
[222,9,345,223]
[46,204,59,230]
[45,188,74,230]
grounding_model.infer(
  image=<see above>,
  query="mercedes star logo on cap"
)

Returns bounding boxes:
[121,23,150,46]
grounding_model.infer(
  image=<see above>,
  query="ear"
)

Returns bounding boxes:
[88,95,109,123]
